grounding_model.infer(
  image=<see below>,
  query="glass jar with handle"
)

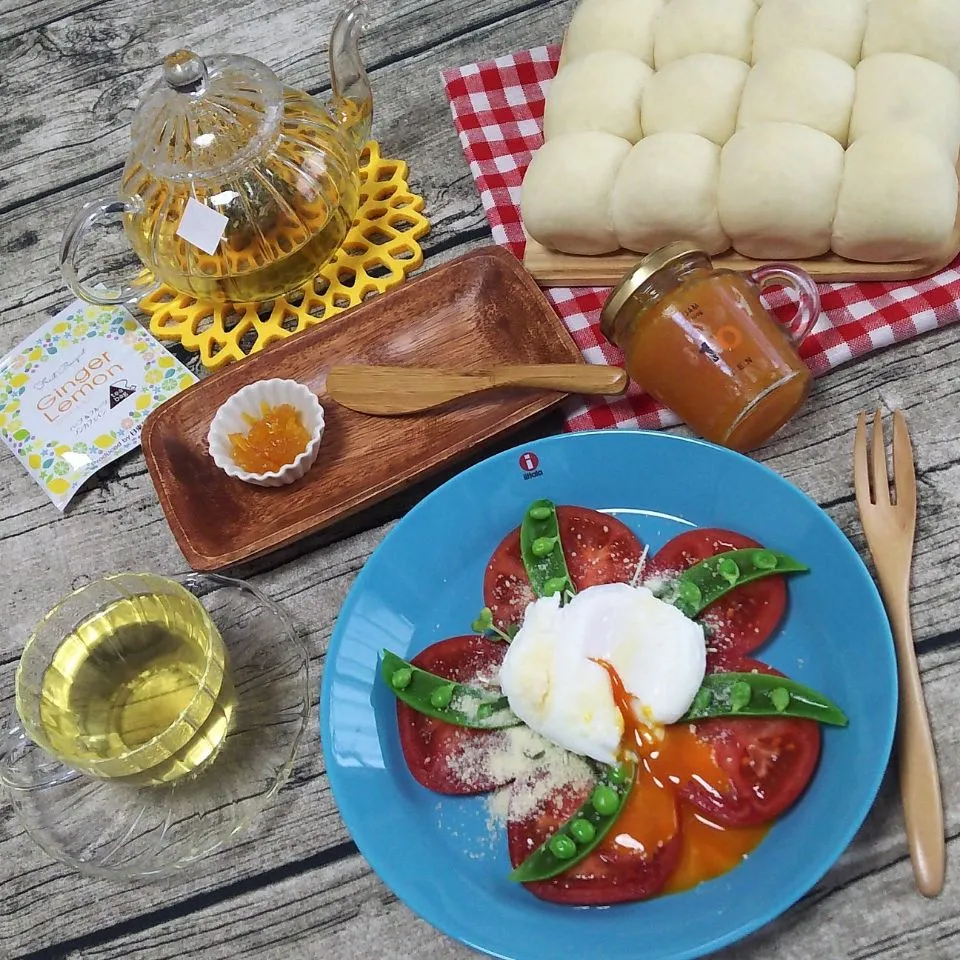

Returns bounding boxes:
[600,242,821,452]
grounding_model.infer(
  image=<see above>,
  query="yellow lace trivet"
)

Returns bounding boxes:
[139,142,430,370]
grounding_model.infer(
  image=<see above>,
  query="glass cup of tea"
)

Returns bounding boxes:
[3,572,310,878]
[14,572,236,787]
[600,242,820,452]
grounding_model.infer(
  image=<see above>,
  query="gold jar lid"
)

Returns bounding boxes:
[600,241,712,341]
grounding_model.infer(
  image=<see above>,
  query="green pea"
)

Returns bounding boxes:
[548,834,577,860]
[430,684,455,709]
[770,687,791,712]
[677,580,702,606]
[754,549,779,571]
[591,784,619,816]
[471,606,494,633]
[717,556,740,584]
[476,702,495,720]
[608,763,628,784]
[543,576,568,596]
[528,505,552,521]
[569,819,596,844]
[691,687,713,714]
[390,667,413,691]
[730,680,752,712]
[531,536,556,558]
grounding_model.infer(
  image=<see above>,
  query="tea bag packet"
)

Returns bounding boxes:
[0,300,197,511]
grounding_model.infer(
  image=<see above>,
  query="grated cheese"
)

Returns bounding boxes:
[447,723,593,840]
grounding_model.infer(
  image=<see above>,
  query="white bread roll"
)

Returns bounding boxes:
[752,0,868,66]
[654,0,758,68]
[849,53,960,163]
[561,0,666,68]
[641,54,749,146]
[738,49,856,145]
[862,0,960,77]
[718,122,844,258]
[832,128,959,262]
[612,133,730,254]
[545,51,651,143]
[521,132,632,255]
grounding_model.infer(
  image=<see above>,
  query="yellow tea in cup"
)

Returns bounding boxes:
[15,574,236,786]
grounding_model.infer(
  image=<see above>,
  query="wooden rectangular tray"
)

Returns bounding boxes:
[524,192,960,286]
[142,246,584,572]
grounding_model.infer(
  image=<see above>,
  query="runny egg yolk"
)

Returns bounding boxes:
[593,660,769,892]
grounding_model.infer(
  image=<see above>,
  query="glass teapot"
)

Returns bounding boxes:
[60,0,372,305]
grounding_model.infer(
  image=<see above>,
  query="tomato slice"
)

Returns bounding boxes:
[644,527,787,661]
[481,526,536,631]
[680,659,821,827]
[483,506,644,629]
[396,636,512,795]
[507,775,682,905]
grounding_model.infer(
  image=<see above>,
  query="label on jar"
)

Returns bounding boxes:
[683,300,761,382]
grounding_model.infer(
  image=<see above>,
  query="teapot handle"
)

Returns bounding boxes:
[60,197,160,305]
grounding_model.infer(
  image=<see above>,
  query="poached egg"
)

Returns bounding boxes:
[498,582,706,765]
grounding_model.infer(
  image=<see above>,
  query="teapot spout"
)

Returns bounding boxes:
[329,0,373,151]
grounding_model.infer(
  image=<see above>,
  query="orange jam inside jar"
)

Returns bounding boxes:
[600,243,821,452]
[228,402,311,473]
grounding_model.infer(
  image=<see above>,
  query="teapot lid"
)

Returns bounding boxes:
[130,49,284,181]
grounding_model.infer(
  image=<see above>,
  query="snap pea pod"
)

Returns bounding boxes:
[520,499,575,600]
[681,672,848,726]
[380,650,521,729]
[666,548,808,619]
[508,760,636,883]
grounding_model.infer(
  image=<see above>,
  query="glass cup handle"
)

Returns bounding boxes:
[59,197,158,306]
[747,263,821,346]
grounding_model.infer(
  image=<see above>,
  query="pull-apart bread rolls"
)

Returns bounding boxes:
[832,129,959,263]
[849,53,960,164]
[653,0,757,68]
[718,122,844,259]
[641,54,749,145]
[544,51,651,143]
[737,49,856,146]
[522,0,960,262]
[862,0,960,77]
[752,0,868,66]
[612,133,729,254]
[560,0,665,67]
[521,132,632,255]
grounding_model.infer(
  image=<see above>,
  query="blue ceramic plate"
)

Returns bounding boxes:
[321,431,897,960]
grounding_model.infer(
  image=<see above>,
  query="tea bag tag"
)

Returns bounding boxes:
[175,198,228,255]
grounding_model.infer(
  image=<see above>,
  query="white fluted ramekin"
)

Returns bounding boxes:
[207,379,325,487]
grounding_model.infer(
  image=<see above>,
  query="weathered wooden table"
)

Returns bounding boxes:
[2,1,959,957]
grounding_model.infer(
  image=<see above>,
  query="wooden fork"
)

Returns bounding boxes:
[853,409,945,898]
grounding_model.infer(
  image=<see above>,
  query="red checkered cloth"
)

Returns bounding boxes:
[442,45,960,432]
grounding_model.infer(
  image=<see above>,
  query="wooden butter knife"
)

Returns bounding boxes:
[325,364,629,415]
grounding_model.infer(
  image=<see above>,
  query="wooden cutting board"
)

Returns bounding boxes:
[524,231,960,286]
[523,170,960,286]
